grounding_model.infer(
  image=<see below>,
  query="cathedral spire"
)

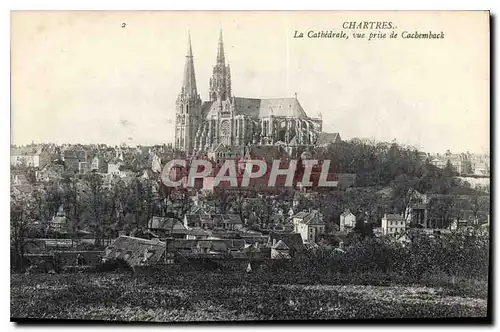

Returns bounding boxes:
[182,31,197,98]
[217,29,225,64]
[187,30,193,57]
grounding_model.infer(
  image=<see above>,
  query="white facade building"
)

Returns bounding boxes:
[381,214,406,235]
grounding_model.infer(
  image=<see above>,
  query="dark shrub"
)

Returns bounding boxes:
[96,258,133,273]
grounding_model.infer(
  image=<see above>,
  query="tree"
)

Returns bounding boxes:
[427,196,454,229]
[389,174,419,219]
[11,199,36,271]
[443,160,456,177]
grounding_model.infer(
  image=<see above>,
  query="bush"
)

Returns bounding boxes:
[253,229,489,288]
[96,258,133,273]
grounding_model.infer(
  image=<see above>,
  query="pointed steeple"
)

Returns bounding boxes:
[182,31,198,98]
[217,29,225,64]
[187,30,193,57]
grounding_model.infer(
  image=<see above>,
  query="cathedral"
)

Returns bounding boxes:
[174,31,338,154]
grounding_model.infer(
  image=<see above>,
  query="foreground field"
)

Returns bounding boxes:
[11,271,487,321]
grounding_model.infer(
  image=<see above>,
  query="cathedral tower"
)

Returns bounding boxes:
[209,30,232,101]
[175,32,202,152]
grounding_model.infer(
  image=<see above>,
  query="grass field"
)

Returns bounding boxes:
[10,271,488,322]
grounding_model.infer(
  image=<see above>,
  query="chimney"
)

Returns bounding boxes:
[272,238,276,247]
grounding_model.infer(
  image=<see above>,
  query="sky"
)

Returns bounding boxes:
[11,11,490,154]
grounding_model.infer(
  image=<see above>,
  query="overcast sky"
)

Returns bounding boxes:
[11,11,489,154]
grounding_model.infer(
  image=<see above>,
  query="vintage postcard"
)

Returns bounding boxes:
[10,11,490,322]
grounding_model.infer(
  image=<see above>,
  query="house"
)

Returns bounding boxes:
[270,239,291,259]
[184,214,213,229]
[183,213,243,231]
[267,232,304,254]
[339,209,356,233]
[291,209,325,243]
[78,161,90,174]
[103,236,172,266]
[212,214,243,231]
[148,217,188,239]
[63,149,88,174]
[35,164,64,182]
[49,205,67,232]
[186,227,211,240]
[11,171,28,185]
[11,147,51,168]
[381,214,406,235]
[314,132,342,147]
[172,239,245,257]
[107,162,121,175]
[91,155,108,173]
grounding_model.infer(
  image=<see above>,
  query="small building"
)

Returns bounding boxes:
[270,239,291,259]
[103,236,171,267]
[63,149,88,174]
[183,213,243,231]
[184,214,213,229]
[339,209,356,233]
[50,205,67,232]
[11,147,51,168]
[186,227,211,240]
[148,217,188,239]
[381,214,406,236]
[291,209,325,243]
[212,214,243,231]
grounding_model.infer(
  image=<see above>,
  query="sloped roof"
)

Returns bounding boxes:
[272,239,290,250]
[103,236,166,266]
[384,214,403,220]
[63,150,87,160]
[233,98,261,118]
[315,132,341,146]
[11,147,40,156]
[148,217,186,232]
[259,98,308,118]
[203,97,309,120]
[213,214,243,225]
[269,231,304,252]
[292,210,324,225]
[187,227,211,237]
[341,209,354,217]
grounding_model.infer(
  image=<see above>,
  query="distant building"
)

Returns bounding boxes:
[148,217,188,239]
[103,236,172,266]
[314,132,341,147]
[11,147,50,168]
[107,162,121,175]
[207,144,244,165]
[430,150,472,175]
[381,214,406,235]
[270,239,291,259]
[35,163,64,182]
[183,213,243,231]
[50,205,67,232]
[78,161,90,175]
[339,209,356,233]
[291,209,325,243]
[63,149,88,174]
[91,155,108,173]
